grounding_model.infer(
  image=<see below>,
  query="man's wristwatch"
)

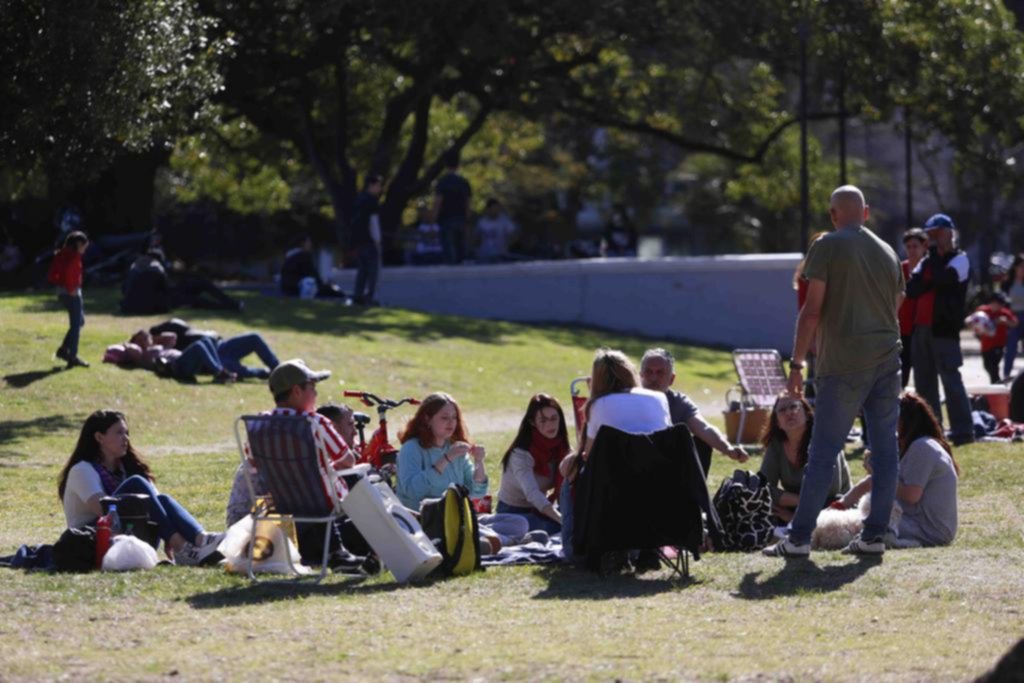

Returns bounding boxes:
[789,359,805,372]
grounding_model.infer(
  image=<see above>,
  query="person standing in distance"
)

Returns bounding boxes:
[351,174,384,306]
[432,151,472,264]
[906,214,974,445]
[764,185,904,557]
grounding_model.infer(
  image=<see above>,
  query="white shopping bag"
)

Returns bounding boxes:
[218,514,311,576]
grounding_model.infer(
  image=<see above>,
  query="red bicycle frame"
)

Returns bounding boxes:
[343,391,420,470]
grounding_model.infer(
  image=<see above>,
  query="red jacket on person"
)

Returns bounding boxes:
[898,261,917,336]
[975,304,1019,352]
[49,247,83,295]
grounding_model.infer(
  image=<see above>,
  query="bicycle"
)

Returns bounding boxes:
[343,391,420,476]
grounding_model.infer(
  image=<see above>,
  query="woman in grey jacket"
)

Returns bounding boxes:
[496,394,571,534]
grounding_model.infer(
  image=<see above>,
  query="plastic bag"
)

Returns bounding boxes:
[218,514,311,576]
[298,277,318,299]
[102,535,159,571]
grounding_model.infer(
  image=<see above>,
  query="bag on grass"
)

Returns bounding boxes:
[102,535,158,571]
[218,514,310,576]
[53,525,97,572]
[419,484,482,576]
[713,470,774,551]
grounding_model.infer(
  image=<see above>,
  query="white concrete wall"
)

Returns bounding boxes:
[333,254,803,353]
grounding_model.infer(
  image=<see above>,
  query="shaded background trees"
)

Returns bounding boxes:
[3,0,1024,270]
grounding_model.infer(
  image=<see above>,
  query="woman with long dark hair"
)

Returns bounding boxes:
[496,394,571,534]
[759,394,851,523]
[838,393,960,547]
[58,410,223,566]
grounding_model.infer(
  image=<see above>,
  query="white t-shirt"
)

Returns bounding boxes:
[586,388,672,439]
[63,461,105,528]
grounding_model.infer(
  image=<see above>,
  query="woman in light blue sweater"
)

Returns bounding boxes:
[396,392,489,509]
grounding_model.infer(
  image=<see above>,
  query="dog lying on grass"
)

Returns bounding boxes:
[811,494,904,550]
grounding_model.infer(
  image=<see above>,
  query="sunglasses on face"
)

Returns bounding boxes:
[776,401,804,414]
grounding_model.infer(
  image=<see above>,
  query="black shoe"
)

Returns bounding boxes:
[55,347,70,362]
[66,356,90,368]
[328,549,368,575]
[598,551,630,577]
[633,549,661,574]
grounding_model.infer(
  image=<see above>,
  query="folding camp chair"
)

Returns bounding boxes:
[234,413,346,583]
[728,349,788,446]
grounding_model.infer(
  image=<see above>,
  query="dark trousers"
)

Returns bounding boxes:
[296,518,370,565]
[900,334,913,388]
[983,347,1004,385]
[58,292,84,357]
[353,244,380,303]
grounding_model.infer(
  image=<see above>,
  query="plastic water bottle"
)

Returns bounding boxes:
[108,504,122,535]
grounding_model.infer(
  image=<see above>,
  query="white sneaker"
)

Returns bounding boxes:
[841,534,885,555]
[762,538,811,558]
[175,532,226,566]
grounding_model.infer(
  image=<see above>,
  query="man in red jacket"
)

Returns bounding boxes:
[50,231,90,368]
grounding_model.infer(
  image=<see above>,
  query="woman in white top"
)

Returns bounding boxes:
[57,410,223,566]
[558,348,671,562]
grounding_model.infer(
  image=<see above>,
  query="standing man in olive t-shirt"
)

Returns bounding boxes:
[764,185,904,558]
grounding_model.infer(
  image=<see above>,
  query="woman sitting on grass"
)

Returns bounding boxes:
[836,393,960,547]
[58,410,224,566]
[759,394,851,524]
[396,393,528,551]
[496,394,570,534]
[557,348,671,565]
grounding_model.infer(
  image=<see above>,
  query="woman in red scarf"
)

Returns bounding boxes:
[495,394,571,534]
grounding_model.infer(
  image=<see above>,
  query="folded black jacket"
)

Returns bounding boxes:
[573,423,724,571]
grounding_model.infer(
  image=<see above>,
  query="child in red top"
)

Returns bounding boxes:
[969,292,1019,384]
[49,231,90,368]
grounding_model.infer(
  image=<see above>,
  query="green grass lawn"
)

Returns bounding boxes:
[1,289,1022,681]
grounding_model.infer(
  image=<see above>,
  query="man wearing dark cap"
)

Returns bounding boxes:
[906,213,974,445]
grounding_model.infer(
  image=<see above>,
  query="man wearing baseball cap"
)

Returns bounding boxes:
[906,214,974,445]
[262,359,366,571]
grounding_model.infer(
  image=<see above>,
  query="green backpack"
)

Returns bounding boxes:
[420,484,482,576]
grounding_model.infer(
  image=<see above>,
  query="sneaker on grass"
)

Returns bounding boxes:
[841,534,885,555]
[761,538,810,558]
[175,532,226,566]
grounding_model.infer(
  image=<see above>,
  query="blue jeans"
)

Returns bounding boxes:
[439,217,465,264]
[1003,312,1024,378]
[58,292,84,357]
[217,333,278,378]
[496,501,563,535]
[173,337,224,378]
[789,354,901,544]
[558,478,574,559]
[113,475,204,546]
[353,244,380,302]
[913,327,973,442]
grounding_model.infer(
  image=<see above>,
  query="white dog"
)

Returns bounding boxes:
[811,494,903,550]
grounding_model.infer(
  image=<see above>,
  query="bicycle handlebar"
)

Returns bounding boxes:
[343,390,421,409]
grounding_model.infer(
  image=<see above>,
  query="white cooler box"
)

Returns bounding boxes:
[340,475,442,584]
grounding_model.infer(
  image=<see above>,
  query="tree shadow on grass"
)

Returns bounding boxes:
[735,556,882,600]
[3,366,65,388]
[185,574,421,609]
[0,414,85,445]
[531,563,701,601]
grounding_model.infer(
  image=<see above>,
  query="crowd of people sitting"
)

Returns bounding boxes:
[49,340,961,577]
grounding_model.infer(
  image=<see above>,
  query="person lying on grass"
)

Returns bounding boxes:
[396,392,530,552]
[496,394,570,535]
[759,394,851,524]
[557,348,672,570]
[58,410,224,566]
[834,392,960,547]
[123,329,236,383]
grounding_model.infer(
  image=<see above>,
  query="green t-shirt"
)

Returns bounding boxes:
[802,226,904,377]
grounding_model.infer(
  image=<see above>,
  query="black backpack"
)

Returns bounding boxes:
[712,470,774,551]
[53,526,97,572]
[419,484,482,576]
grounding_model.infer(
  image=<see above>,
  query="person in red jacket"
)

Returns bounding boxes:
[50,231,90,368]
[969,292,1020,384]
[899,229,928,387]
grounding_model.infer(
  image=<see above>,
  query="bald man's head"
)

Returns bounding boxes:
[829,185,869,228]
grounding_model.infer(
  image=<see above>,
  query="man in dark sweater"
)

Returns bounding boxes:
[432,151,471,264]
[906,213,974,445]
